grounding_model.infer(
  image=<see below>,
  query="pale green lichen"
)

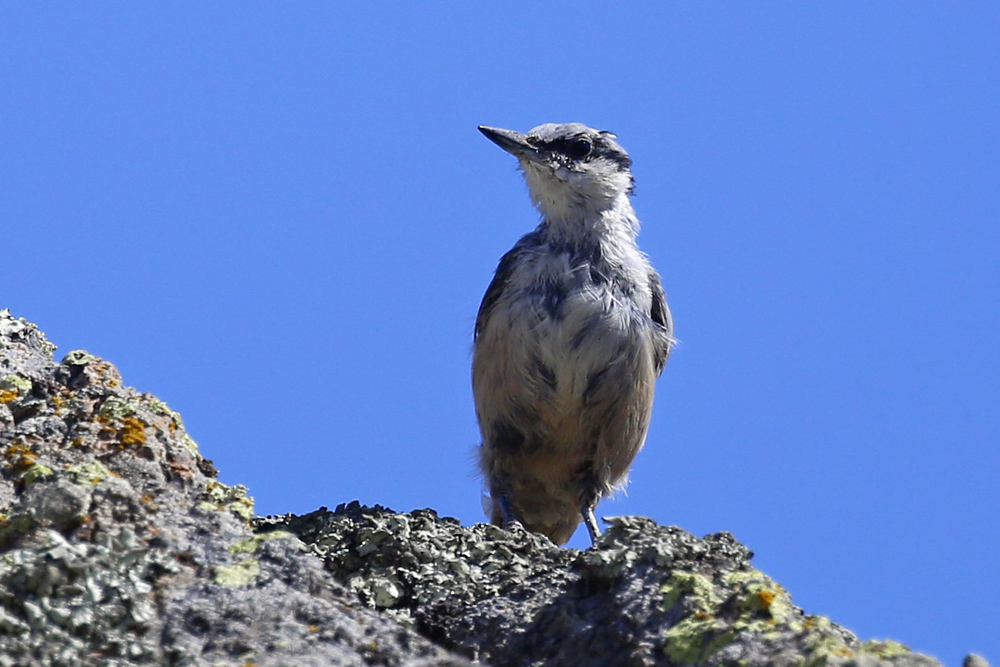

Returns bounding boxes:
[660,570,734,663]
[178,434,200,456]
[0,310,56,355]
[860,639,911,659]
[214,558,261,587]
[0,375,32,395]
[725,570,793,624]
[661,570,719,612]
[66,461,115,486]
[230,530,296,555]
[664,615,734,665]
[584,543,639,578]
[144,396,171,415]
[23,464,54,487]
[660,567,818,663]
[98,396,135,421]
[346,573,404,609]
[61,350,96,366]
[199,481,255,522]
[803,621,855,667]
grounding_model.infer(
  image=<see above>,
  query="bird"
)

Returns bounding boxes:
[473,122,674,546]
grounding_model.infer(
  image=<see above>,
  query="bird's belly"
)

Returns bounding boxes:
[474,283,659,544]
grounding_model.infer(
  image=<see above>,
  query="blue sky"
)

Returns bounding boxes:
[2,4,997,664]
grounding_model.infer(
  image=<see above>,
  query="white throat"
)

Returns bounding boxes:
[521,161,639,242]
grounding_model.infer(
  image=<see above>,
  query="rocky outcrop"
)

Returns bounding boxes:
[0,310,465,667]
[262,505,942,667]
[0,309,985,667]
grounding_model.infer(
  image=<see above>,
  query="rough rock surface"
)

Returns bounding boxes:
[260,505,949,667]
[0,309,986,667]
[0,309,466,667]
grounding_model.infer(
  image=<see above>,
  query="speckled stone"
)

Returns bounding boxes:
[0,309,466,667]
[260,503,964,667]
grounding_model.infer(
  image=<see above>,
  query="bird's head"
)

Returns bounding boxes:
[479,123,635,223]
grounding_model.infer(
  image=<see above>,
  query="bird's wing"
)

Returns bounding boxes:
[475,235,535,340]
[648,270,674,374]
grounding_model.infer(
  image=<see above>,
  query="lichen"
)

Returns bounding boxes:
[0,513,36,537]
[22,463,54,487]
[66,461,116,486]
[664,615,734,664]
[0,374,32,398]
[861,639,912,659]
[178,433,200,456]
[662,570,719,612]
[200,481,255,522]
[214,558,262,587]
[61,350,96,366]
[98,395,135,421]
[119,416,147,445]
[144,396,171,415]
[230,530,296,555]
[5,442,41,477]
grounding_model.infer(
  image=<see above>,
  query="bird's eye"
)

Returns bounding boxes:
[566,138,592,160]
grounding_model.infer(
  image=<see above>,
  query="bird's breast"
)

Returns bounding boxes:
[478,264,652,406]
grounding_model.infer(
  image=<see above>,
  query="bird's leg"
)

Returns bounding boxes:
[582,505,601,545]
[497,493,521,528]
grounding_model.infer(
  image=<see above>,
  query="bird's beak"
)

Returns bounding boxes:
[479,126,541,162]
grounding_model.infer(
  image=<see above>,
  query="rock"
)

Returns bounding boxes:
[0,309,465,666]
[0,308,986,667]
[261,505,955,667]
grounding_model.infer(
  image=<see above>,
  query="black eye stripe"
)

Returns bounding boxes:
[527,134,632,171]
[532,137,593,158]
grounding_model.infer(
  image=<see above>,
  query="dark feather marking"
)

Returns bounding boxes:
[475,232,543,340]
[538,280,567,319]
[531,354,557,391]
[648,271,673,373]
[491,418,526,455]
[584,367,609,401]
[570,313,602,350]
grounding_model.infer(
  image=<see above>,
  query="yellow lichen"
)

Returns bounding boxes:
[120,416,147,445]
[0,390,17,403]
[5,443,38,474]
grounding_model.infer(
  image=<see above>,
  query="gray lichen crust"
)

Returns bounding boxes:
[261,504,951,667]
[0,309,465,667]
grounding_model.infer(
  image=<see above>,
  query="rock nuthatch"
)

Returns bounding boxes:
[473,122,674,545]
